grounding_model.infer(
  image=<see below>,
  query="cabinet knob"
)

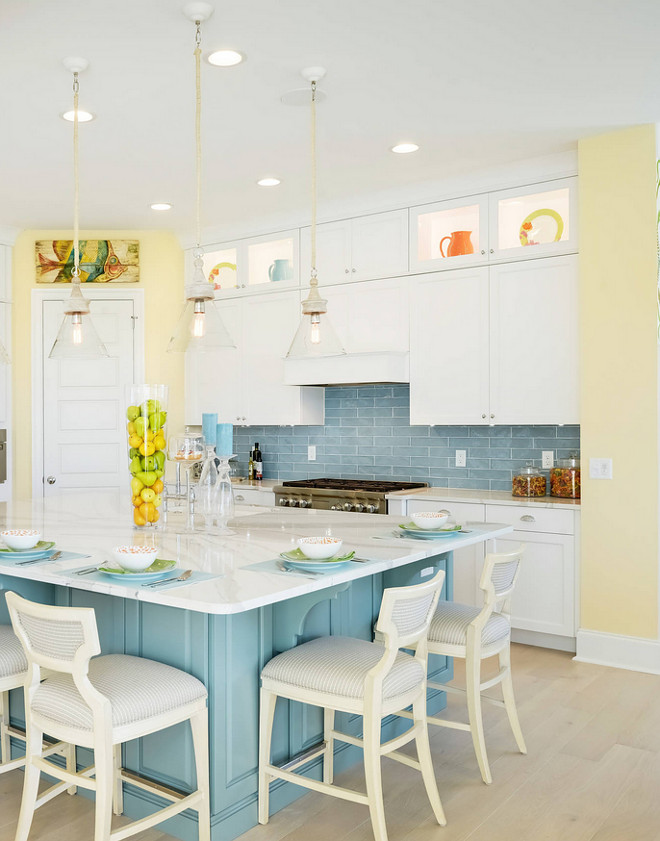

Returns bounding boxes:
[490,249,494,254]
[480,249,486,255]
[482,413,487,419]
[351,268,356,273]
[345,268,349,274]
[490,414,495,419]
[520,515,535,523]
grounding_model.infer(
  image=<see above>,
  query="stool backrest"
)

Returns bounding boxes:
[6,592,100,676]
[466,546,525,651]
[367,569,445,708]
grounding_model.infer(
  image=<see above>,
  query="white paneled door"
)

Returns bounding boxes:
[41,297,137,496]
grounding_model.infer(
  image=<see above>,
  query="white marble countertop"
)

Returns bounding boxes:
[0,493,512,615]
[230,478,278,493]
[386,486,581,509]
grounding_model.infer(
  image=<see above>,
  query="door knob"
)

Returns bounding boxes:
[46,476,56,485]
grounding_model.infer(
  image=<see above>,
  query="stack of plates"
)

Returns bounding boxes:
[0,541,57,562]
[279,548,355,572]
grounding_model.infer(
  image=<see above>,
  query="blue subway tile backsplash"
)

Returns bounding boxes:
[233,385,580,491]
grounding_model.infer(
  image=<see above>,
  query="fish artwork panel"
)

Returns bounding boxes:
[35,240,139,283]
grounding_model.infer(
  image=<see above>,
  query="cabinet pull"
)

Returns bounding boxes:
[520,515,535,523]
[439,509,451,515]
[235,495,245,501]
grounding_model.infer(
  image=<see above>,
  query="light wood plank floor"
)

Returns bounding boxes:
[2,644,660,841]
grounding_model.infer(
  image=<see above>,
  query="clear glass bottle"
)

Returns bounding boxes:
[197,445,219,530]
[213,456,235,531]
[512,463,546,497]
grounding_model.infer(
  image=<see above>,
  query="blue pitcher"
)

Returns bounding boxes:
[268,259,293,282]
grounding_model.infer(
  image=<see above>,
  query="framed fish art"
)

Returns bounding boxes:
[35,239,139,283]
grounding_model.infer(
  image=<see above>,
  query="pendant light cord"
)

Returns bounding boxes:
[72,72,80,284]
[310,80,317,286]
[194,21,202,251]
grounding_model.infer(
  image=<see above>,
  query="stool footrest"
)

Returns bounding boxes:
[120,769,187,803]
[264,763,368,806]
[427,715,471,732]
[110,791,204,841]
[386,749,421,772]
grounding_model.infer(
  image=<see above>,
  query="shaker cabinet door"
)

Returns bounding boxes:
[489,255,579,424]
[300,221,352,286]
[410,268,490,425]
[351,210,408,281]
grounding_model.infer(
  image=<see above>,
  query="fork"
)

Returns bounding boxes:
[276,561,319,579]
[17,551,63,566]
[142,569,193,588]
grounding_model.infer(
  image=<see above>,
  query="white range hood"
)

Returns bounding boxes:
[283,351,409,386]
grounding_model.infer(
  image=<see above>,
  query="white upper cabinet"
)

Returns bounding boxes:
[300,209,408,285]
[410,268,490,425]
[410,255,579,425]
[489,255,579,424]
[185,290,323,427]
[410,177,577,273]
[488,178,577,262]
[0,246,11,302]
[410,196,489,273]
[194,229,300,297]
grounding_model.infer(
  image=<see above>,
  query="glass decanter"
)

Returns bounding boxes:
[212,455,235,533]
[197,445,219,530]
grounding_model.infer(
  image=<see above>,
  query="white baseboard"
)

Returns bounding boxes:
[575,629,660,674]
[511,628,576,653]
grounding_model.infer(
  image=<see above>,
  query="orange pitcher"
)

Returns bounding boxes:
[439,230,474,258]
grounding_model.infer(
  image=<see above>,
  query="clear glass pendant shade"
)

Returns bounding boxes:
[168,259,235,353]
[286,310,345,358]
[49,310,109,359]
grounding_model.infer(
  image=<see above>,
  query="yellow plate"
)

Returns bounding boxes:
[519,208,564,246]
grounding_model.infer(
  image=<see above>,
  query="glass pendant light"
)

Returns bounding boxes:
[49,58,108,360]
[286,68,345,359]
[168,3,235,354]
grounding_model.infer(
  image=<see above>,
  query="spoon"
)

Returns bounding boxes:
[17,550,63,566]
[142,569,193,588]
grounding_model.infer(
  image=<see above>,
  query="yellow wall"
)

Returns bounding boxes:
[579,125,659,638]
[12,230,184,498]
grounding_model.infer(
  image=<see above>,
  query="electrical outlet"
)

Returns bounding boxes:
[455,449,466,467]
[589,457,613,479]
[307,445,316,461]
[542,451,554,469]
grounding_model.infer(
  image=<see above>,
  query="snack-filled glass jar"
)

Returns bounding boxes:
[512,464,546,497]
[550,457,580,499]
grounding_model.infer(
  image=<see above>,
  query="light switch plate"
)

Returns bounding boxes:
[455,449,467,467]
[307,445,316,461]
[542,450,554,469]
[589,457,613,479]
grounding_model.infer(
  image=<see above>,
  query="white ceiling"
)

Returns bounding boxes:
[0,0,659,241]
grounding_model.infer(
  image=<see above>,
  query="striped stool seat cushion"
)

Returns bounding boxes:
[0,624,27,678]
[262,636,424,701]
[32,654,207,731]
[429,603,510,647]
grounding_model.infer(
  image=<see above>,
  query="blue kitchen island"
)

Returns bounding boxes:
[0,495,511,840]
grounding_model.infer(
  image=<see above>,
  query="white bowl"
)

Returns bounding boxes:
[297,536,344,560]
[410,512,449,530]
[1,530,41,550]
[112,545,158,572]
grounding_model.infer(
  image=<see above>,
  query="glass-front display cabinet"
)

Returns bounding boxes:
[489,177,577,260]
[191,229,299,297]
[410,195,488,272]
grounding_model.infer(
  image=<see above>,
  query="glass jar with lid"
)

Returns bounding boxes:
[512,463,546,497]
[550,456,580,499]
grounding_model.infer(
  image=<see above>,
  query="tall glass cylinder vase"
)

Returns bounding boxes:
[126,384,168,529]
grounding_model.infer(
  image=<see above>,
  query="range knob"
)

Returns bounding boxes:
[298,499,310,509]
[353,503,365,513]
[365,504,377,514]
[287,498,298,507]
[343,502,354,512]
[278,499,288,506]
[331,504,340,511]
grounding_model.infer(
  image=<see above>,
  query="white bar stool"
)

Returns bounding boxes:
[6,592,211,841]
[422,548,527,785]
[259,570,447,841]
[0,623,29,774]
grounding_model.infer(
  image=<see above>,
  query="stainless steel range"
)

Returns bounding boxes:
[273,478,428,514]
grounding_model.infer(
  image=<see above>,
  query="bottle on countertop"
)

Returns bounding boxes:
[253,442,263,481]
[248,447,254,481]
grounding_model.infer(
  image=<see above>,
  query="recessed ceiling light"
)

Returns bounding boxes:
[257,177,280,187]
[391,142,419,154]
[208,49,245,67]
[150,202,173,211]
[61,109,95,122]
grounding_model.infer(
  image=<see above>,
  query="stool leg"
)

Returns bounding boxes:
[93,737,113,841]
[190,708,211,841]
[66,743,78,795]
[258,689,277,826]
[323,708,335,784]
[112,744,123,815]
[14,724,43,841]
[0,690,9,765]
[499,645,526,754]
[466,651,492,785]
[363,711,388,841]
[412,696,446,826]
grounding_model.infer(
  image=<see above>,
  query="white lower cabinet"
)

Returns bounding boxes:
[185,291,324,427]
[391,495,578,650]
[233,487,275,506]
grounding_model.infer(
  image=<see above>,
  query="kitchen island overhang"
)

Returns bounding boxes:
[0,499,512,841]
